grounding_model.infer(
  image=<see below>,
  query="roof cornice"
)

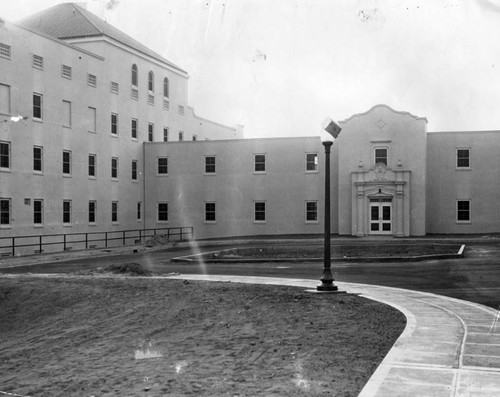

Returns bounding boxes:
[340,104,428,124]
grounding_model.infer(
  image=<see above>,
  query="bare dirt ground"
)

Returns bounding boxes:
[0,269,405,397]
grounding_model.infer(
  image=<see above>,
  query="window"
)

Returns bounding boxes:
[205,202,216,222]
[88,154,96,177]
[205,156,216,174]
[62,100,71,127]
[0,43,11,59]
[306,201,318,222]
[148,71,154,92]
[163,77,169,98]
[0,141,9,170]
[137,202,142,221]
[148,94,155,106]
[111,157,118,179]
[131,87,139,101]
[157,157,168,174]
[374,148,388,165]
[131,64,138,86]
[89,201,96,224]
[163,98,169,110]
[192,135,197,141]
[163,127,169,142]
[0,84,10,115]
[111,113,118,135]
[148,123,154,142]
[33,199,43,225]
[254,154,266,173]
[0,198,11,226]
[132,160,138,180]
[33,146,43,173]
[112,201,118,223]
[457,148,470,168]
[158,202,168,222]
[131,119,138,140]
[88,107,96,133]
[110,81,119,94]
[255,202,266,222]
[33,93,42,120]
[457,200,471,223]
[61,64,72,79]
[87,73,97,87]
[63,200,71,224]
[178,131,184,141]
[306,153,318,172]
[62,150,71,175]
[32,54,43,70]
[178,105,184,115]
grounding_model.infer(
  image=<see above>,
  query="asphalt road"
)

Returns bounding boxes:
[1,239,500,309]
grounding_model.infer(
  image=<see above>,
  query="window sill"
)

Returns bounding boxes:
[254,221,267,224]
[111,134,119,138]
[34,225,44,228]
[33,171,44,176]
[63,174,72,178]
[63,224,72,227]
[204,173,216,176]
[0,225,12,229]
[0,168,11,173]
[305,170,319,174]
[204,221,217,224]
[305,221,319,224]
[63,125,72,129]
[156,174,169,177]
[253,172,266,175]
[32,118,43,123]
[89,176,96,180]
[132,179,138,183]
[88,130,96,134]
[456,220,471,224]
[455,167,471,171]
[111,178,119,182]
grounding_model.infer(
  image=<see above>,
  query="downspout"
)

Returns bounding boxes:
[143,141,146,240]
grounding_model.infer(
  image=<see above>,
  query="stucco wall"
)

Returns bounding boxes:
[144,137,324,239]
[427,130,500,234]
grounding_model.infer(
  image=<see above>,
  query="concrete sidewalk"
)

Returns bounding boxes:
[169,274,500,396]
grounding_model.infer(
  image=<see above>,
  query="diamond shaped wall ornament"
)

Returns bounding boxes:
[376,119,387,129]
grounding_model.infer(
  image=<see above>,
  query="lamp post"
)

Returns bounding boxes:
[317,118,341,292]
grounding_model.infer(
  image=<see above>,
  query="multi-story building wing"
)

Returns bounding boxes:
[0,3,241,246]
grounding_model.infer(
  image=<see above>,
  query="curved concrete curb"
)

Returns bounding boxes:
[168,274,500,397]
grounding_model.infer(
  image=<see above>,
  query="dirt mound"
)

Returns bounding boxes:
[104,263,151,276]
[144,234,176,247]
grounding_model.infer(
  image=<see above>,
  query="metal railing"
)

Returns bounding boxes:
[0,226,194,257]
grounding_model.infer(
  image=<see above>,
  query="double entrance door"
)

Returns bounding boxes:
[369,199,392,235]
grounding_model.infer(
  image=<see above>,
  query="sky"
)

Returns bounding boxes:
[3,0,500,138]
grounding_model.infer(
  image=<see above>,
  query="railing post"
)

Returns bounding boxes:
[85,233,88,249]
[63,234,67,251]
[180,228,183,240]
[105,232,108,248]
[39,235,42,253]
[12,237,15,256]
[139,229,142,243]
[123,231,126,246]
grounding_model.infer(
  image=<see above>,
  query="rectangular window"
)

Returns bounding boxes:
[0,43,11,59]
[0,141,10,170]
[163,127,169,142]
[192,135,198,141]
[457,148,470,168]
[178,131,184,141]
[88,107,96,133]
[89,201,96,224]
[457,200,471,222]
[33,199,43,225]
[0,198,11,226]
[205,202,216,222]
[131,119,138,140]
[137,202,142,221]
[112,201,118,223]
[88,154,96,177]
[374,148,388,165]
[32,54,43,70]
[62,100,71,127]
[306,201,318,222]
[87,74,97,87]
[132,160,138,180]
[33,146,43,173]
[158,202,168,222]
[157,157,168,174]
[61,64,72,79]
[205,156,216,174]
[110,81,119,94]
[33,93,42,120]
[111,157,118,179]
[255,202,266,222]
[306,153,318,172]
[254,154,266,173]
[111,113,118,135]
[148,123,154,142]
[0,84,10,115]
[63,200,71,224]
[62,150,71,175]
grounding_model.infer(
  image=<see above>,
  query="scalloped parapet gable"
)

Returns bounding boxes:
[339,104,428,124]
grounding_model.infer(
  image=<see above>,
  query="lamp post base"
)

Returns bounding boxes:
[316,283,339,292]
